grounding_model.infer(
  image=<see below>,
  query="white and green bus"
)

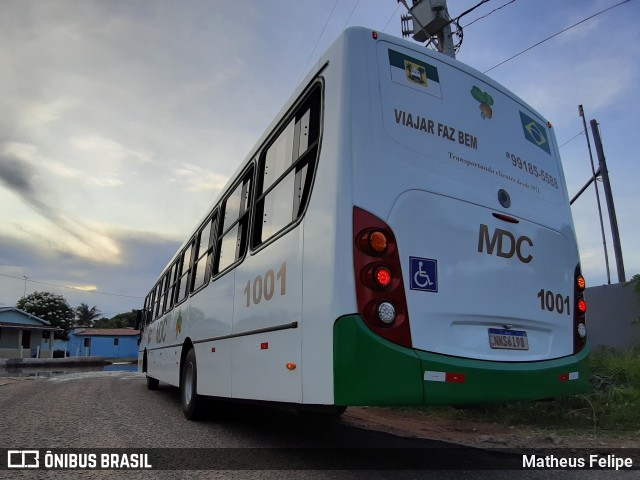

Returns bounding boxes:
[139,27,589,419]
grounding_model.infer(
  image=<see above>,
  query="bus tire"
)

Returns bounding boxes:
[147,376,159,390]
[181,348,204,420]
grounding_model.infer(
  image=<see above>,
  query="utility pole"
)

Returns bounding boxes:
[578,105,611,284]
[399,0,455,58]
[590,119,626,283]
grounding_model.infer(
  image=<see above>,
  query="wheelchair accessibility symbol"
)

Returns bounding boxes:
[409,257,438,292]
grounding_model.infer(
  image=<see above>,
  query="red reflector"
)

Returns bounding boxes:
[211,347,216,353]
[260,342,269,350]
[375,267,392,288]
[577,299,587,313]
[445,372,466,383]
[559,373,569,382]
[372,31,378,39]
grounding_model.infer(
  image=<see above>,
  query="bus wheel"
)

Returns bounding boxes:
[146,376,159,390]
[181,348,204,420]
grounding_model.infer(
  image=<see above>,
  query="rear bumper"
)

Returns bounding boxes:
[333,315,589,405]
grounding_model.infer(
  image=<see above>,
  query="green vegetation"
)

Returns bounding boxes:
[93,310,137,329]
[405,347,640,433]
[17,291,74,340]
[625,274,640,324]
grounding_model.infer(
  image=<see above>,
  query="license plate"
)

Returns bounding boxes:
[488,328,529,350]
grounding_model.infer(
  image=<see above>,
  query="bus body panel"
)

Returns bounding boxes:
[388,189,576,360]
[145,309,181,387]
[189,271,234,397]
[298,34,359,405]
[231,227,303,402]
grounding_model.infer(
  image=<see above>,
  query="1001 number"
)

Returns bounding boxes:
[537,288,570,315]
[244,262,287,307]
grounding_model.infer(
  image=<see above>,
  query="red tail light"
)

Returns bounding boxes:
[573,265,587,353]
[353,207,412,348]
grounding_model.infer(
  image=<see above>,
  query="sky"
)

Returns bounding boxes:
[0,0,638,319]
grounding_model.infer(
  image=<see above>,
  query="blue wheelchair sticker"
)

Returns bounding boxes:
[409,257,438,292]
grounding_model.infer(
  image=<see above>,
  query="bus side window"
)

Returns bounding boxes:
[253,84,322,247]
[216,170,253,274]
[153,282,162,320]
[192,212,217,291]
[168,258,179,309]
[143,294,151,326]
[176,241,195,304]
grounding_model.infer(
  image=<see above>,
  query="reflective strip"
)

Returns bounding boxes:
[424,371,446,382]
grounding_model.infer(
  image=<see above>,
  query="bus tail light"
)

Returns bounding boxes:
[353,207,412,348]
[573,265,588,353]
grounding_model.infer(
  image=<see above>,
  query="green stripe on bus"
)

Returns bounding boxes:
[333,315,423,405]
[333,315,590,406]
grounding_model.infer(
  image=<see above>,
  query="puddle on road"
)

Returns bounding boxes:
[0,363,139,379]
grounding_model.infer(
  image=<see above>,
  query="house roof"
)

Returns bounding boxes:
[0,321,61,331]
[74,328,140,337]
[0,307,54,327]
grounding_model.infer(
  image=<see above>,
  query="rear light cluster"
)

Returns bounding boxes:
[353,207,412,348]
[573,266,588,353]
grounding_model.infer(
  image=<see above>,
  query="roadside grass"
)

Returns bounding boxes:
[400,347,640,434]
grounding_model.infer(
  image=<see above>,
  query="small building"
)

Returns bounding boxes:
[67,328,140,358]
[0,307,61,359]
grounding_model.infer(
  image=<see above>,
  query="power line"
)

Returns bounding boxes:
[0,272,143,299]
[342,0,361,29]
[559,129,586,149]
[484,0,632,73]
[297,0,341,85]
[463,0,517,28]
[454,0,492,23]
[382,4,401,32]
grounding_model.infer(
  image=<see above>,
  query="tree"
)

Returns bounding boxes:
[75,303,102,327]
[626,274,640,325]
[16,291,74,340]
[93,310,137,329]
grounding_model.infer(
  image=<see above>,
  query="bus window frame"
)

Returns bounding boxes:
[212,164,255,280]
[251,80,323,253]
[191,209,220,296]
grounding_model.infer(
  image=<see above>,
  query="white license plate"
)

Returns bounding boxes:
[488,328,529,350]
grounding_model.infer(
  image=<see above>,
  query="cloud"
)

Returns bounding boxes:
[21,97,77,127]
[0,143,123,263]
[170,164,229,193]
[71,134,155,165]
[0,146,55,218]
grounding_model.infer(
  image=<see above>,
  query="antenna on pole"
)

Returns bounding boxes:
[398,0,455,58]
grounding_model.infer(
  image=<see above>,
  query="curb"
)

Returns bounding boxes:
[4,357,111,368]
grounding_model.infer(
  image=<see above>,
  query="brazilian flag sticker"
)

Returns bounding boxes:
[520,111,550,155]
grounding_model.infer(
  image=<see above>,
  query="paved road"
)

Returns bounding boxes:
[0,371,635,479]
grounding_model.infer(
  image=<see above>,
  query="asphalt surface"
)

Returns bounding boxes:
[0,370,636,479]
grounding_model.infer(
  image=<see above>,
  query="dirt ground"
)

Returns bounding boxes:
[342,406,640,449]
[3,375,637,449]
